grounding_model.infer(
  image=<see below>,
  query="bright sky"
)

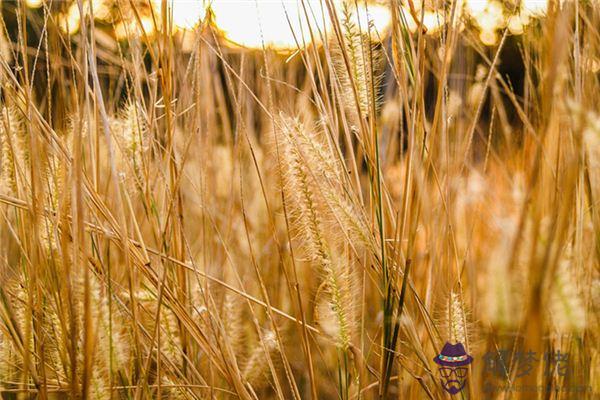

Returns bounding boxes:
[41,0,549,50]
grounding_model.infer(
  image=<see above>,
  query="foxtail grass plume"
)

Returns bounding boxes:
[314,256,358,351]
[278,113,374,256]
[484,237,517,329]
[0,105,26,196]
[549,259,586,333]
[278,113,331,266]
[1,2,600,398]
[242,330,279,388]
[445,291,468,345]
[278,114,358,350]
[333,2,384,123]
[111,101,149,191]
[291,116,375,254]
[222,290,245,356]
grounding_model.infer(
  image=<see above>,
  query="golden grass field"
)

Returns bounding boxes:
[0,0,598,398]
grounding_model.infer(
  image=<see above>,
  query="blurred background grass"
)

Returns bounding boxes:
[0,1,598,399]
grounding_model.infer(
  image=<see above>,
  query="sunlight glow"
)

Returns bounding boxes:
[26,0,43,8]
[353,4,392,36]
[57,0,113,34]
[58,3,81,34]
[465,0,504,46]
[172,0,206,30]
[152,0,207,31]
[114,16,157,40]
[463,0,547,44]
[507,14,530,35]
[589,58,600,74]
[465,0,488,16]
[521,0,548,17]
[210,1,328,51]
[49,0,550,47]
[407,10,445,34]
[210,1,391,52]
[479,28,498,46]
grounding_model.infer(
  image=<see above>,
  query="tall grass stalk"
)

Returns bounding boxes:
[0,0,597,399]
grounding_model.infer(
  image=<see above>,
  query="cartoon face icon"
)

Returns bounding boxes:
[438,365,468,394]
[433,342,473,395]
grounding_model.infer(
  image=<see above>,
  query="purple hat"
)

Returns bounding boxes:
[433,342,473,367]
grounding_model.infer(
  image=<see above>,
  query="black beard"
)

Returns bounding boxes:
[442,379,465,395]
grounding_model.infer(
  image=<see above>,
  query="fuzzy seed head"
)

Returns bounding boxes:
[0,105,26,195]
[549,259,586,333]
[333,2,384,121]
[446,291,468,345]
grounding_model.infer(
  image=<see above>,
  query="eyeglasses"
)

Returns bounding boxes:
[439,367,468,379]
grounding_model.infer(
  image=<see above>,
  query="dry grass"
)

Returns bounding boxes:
[0,0,598,399]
